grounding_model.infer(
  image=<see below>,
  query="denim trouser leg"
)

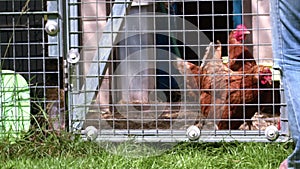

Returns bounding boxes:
[270,0,300,168]
[283,68,300,168]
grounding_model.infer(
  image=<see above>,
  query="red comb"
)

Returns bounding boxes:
[236,24,248,30]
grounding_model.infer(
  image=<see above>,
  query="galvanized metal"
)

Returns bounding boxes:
[67,0,288,142]
[0,0,65,135]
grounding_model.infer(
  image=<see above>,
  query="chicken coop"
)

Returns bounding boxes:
[0,0,289,143]
[0,0,64,138]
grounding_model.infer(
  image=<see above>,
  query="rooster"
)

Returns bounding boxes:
[228,24,256,71]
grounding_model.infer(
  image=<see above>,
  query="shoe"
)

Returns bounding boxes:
[279,159,288,169]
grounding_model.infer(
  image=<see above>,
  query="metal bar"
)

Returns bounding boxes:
[67,0,287,143]
[279,80,289,135]
[68,0,81,132]
[0,11,59,15]
[82,129,279,136]
[79,128,290,142]
[86,136,289,143]
[47,1,60,57]
[72,0,132,131]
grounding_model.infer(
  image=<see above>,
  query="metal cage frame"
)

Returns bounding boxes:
[66,0,289,142]
[0,0,65,138]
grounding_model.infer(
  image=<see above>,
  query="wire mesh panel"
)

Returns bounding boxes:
[0,0,65,138]
[68,0,288,142]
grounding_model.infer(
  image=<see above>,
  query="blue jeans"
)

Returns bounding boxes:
[270,0,300,168]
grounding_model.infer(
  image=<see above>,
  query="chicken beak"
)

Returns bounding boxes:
[265,76,273,85]
[243,30,250,35]
[261,74,273,85]
[267,79,272,85]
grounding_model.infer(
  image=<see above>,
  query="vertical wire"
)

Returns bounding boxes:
[240,0,247,132]
[182,0,187,129]
[139,2,144,132]
[197,0,201,129]
[167,1,172,132]
[255,0,261,131]
[242,0,246,132]
[57,0,62,130]
[125,0,130,132]
[211,0,218,133]
[153,2,158,132]
[27,15,31,133]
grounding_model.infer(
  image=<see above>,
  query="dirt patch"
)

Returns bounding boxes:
[83,102,279,131]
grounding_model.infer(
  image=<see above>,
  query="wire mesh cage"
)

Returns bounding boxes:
[0,0,65,139]
[67,0,288,142]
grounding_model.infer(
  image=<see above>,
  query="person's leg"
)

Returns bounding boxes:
[270,0,300,168]
[282,68,300,168]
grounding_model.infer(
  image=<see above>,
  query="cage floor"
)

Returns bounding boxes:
[83,103,279,131]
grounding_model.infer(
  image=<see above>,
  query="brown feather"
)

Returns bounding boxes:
[176,40,272,130]
[228,29,257,71]
[199,61,271,129]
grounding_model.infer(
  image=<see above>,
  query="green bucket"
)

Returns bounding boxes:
[0,70,30,139]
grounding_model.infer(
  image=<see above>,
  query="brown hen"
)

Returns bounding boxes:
[228,24,257,71]
[199,61,272,130]
[176,41,272,130]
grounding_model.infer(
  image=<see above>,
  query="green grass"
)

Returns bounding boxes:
[0,132,293,169]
